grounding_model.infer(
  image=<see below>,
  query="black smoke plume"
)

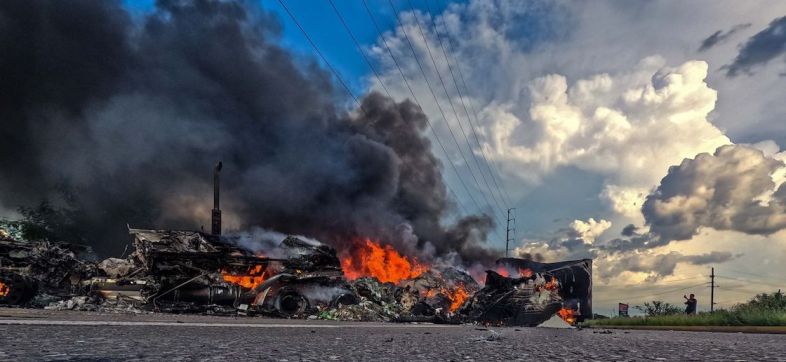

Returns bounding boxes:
[0,0,494,264]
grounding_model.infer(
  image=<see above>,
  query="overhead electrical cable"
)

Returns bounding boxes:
[360,0,505,242]
[386,0,505,226]
[406,0,507,219]
[276,0,366,114]
[594,282,710,303]
[423,0,513,209]
[327,0,393,100]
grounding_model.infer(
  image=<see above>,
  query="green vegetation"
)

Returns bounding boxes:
[634,300,683,316]
[587,291,786,327]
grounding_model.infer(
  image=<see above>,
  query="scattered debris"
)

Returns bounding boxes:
[1,221,591,326]
[0,224,95,307]
[593,329,613,334]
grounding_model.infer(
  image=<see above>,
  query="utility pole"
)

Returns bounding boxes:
[710,267,715,312]
[505,208,516,257]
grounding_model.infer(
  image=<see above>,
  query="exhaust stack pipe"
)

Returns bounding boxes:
[211,161,223,235]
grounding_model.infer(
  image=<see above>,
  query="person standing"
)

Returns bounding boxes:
[684,294,698,315]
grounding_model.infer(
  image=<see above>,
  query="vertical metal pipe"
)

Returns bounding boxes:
[211,162,222,235]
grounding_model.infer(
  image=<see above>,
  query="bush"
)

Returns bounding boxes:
[635,300,683,316]
[734,291,786,312]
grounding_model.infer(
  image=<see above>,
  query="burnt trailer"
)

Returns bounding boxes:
[462,258,592,326]
[498,258,592,321]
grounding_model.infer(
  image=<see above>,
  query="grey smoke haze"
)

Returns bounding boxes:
[725,15,786,76]
[698,23,751,52]
[0,0,494,263]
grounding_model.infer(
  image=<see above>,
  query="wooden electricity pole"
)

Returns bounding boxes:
[710,267,715,312]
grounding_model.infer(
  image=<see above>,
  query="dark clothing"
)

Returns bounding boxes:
[685,298,697,314]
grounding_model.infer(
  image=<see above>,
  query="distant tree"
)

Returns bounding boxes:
[735,291,786,312]
[635,300,683,316]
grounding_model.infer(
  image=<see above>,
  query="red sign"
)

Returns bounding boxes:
[618,303,629,317]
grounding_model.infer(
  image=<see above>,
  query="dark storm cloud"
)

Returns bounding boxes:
[0,0,494,261]
[602,251,736,280]
[698,23,751,52]
[642,145,786,243]
[601,232,667,254]
[682,251,735,265]
[621,224,638,237]
[725,16,786,76]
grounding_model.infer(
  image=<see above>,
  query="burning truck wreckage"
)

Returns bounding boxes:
[0,164,591,327]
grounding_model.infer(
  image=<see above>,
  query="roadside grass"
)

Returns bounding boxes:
[586,309,786,327]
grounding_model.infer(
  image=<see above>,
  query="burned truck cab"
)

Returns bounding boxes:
[86,228,354,316]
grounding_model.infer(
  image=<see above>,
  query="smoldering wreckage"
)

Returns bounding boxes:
[0,165,591,327]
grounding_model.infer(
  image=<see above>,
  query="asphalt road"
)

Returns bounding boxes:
[0,309,784,361]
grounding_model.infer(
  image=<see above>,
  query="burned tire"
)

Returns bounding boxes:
[331,293,358,307]
[274,287,308,316]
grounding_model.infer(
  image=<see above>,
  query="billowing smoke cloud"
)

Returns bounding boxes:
[0,0,494,262]
[698,23,751,52]
[643,144,786,242]
[725,15,786,76]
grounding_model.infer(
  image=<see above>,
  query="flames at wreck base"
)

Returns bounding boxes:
[0,224,590,326]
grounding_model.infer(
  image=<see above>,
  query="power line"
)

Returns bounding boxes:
[427,0,514,209]
[359,0,480,212]
[594,282,709,304]
[358,0,507,243]
[362,1,483,214]
[658,276,705,283]
[328,0,486,224]
[716,275,784,289]
[386,0,505,225]
[724,269,786,284]
[405,0,507,219]
[275,0,365,114]
[421,0,511,212]
[326,0,392,100]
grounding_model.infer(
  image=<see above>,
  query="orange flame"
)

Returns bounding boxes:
[495,266,509,277]
[495,266,533,278]
[340,238,427,284]
[0,281,8,297]
[422,284,469,312]
[542,277,560,291]
[222,264,267,289]
[446,284,469,312]
[558,307,576,325]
